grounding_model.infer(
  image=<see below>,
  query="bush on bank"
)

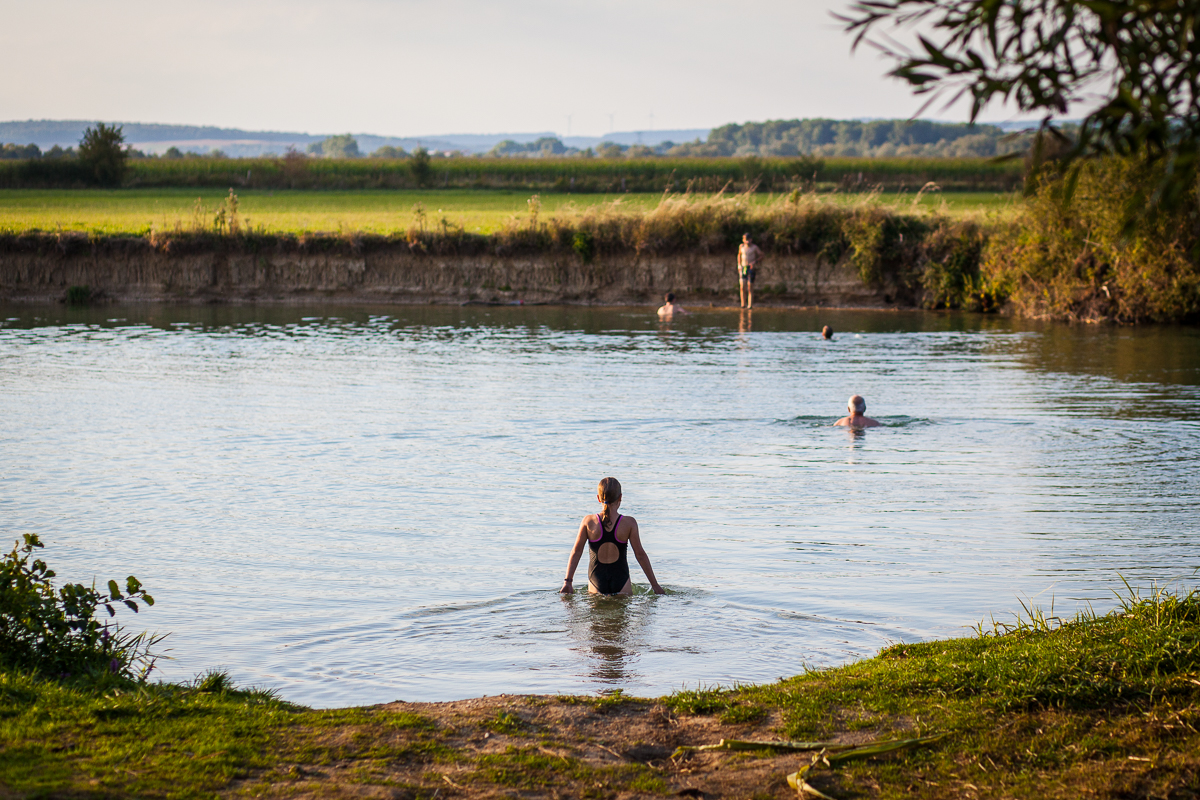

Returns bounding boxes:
[981,157,1200,323]
[0,535,161,685]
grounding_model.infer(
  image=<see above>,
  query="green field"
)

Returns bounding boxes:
[0,188,1020,235]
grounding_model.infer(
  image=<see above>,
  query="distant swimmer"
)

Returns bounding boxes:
[737,233,763,309]
[834,395,882,428]
[822,325,834,340]
[561,477,665,596]
[657,292,687,318]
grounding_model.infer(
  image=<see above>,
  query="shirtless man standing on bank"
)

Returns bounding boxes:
[737,234,763,309]
[834,395,882,428]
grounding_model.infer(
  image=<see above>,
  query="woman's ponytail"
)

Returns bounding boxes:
[597,477,622,524]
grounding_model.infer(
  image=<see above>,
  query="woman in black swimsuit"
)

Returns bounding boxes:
[560,477,665,596]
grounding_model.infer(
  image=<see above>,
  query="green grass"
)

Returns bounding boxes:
[0,671,300,797]
[0,187,1017,236]
[665,583,1200,798]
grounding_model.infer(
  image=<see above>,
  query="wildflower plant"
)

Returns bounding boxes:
[0,534,164,682]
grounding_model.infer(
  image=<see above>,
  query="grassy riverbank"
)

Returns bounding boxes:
[0,188,1015,236]
[3,586,1197,799]
[3,180,1196,322]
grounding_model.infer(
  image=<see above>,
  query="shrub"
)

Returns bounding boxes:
[920,220,1006,311]
[65,285,92,306]
[982,157,1200,323]
[78,123,128,187]
[571,230,595,262]
[0,142,42,159]
[0,534,162,681]
[410,146,432,187]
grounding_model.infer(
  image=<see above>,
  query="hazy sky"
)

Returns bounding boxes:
[1,0,1037,136]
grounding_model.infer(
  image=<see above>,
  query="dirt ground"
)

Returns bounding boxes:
[240,693,889,800]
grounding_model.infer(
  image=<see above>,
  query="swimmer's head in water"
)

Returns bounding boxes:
[665,292,675,303]
[822,325,833,339]
[848,395,866,415]
[597,477,622,522]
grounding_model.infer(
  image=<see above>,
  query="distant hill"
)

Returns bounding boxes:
[0,119,1053,159]
[694,119,1035,158]
[0,120,712,157]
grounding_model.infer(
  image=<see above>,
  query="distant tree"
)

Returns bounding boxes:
[208,149,229,159]
[0,142,41,159]
[533,137,567,155]
[309,135,360,159]
[665,138,726,157]
[371,145,408,159]
[596,142,625,159]
[77,123,127,186]
[702,118,1011,157]
[43,145,73,159]
[163,146,184,159]
[841,0,1200,211]
[488,138,569,158]
[410,146,432,186]
[489,139,528,156]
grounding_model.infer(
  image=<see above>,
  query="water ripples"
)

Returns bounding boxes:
[1,305,1198,707]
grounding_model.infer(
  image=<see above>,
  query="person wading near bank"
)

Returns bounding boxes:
[737,234,763,309]
[657,292,687,319]
[560,477,665,596]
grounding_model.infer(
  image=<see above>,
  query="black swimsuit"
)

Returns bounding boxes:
[587,514,630,595]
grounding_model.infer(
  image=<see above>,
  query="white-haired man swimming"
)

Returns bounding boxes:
[834,395,881,428]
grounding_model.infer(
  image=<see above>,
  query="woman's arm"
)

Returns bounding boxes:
[626,519,665,595]
[560,518,589,594]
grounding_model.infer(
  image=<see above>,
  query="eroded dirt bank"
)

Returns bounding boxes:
[251,693,907,800]
[0,246,906,307]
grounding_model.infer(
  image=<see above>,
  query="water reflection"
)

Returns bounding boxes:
[561,592,658,684]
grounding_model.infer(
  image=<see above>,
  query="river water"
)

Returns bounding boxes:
[2,304,1198,707]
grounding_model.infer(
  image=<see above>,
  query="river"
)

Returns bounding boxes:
[2,304,1197,707]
